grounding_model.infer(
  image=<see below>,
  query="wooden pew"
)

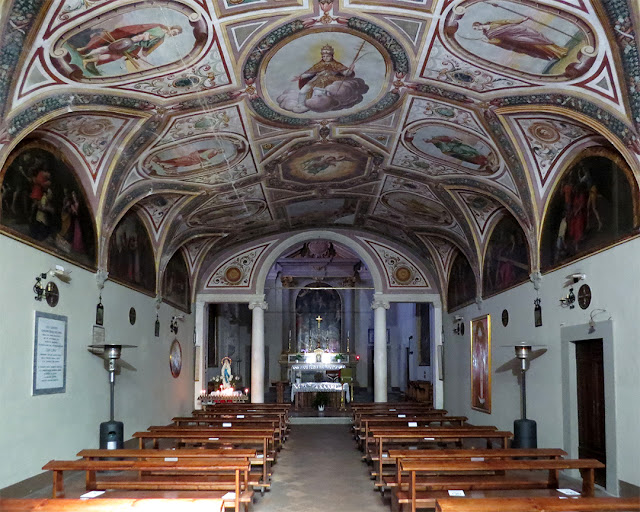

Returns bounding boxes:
[173,414,287,441]
[380,448,568,491]
[396,458,606,512]
[149,422,283,449]
[368,425,503,461]
[76,448,267,478]
[352,405,447,423]
[132,429,274,488]
[193,406,290,434]
[357,416,469,451]
[370,428,513,487]
[42,458,252,512]
[0,498,226,512]
[434,497,640,512]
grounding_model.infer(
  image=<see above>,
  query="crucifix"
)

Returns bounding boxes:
[316,315,323,329]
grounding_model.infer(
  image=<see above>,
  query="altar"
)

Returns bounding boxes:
[290,382,350,409]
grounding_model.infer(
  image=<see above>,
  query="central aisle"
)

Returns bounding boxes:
[257,424,387,512]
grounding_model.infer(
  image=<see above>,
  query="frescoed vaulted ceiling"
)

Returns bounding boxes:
[0,0,639,305]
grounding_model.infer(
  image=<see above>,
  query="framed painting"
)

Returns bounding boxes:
[0,142,96,268]
[108,210,155,294]
[162,249,190,313]
[470,314,491,413]
[447,252,476,311]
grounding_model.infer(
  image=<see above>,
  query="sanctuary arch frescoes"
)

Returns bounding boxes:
[540,150,639,270]
[0,142,96,268]
[108,210,156,294]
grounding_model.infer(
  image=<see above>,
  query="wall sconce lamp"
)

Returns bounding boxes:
[452,315,464,336]
[559,287,576,309]
[170,314,184,334]
[34,266,72,306]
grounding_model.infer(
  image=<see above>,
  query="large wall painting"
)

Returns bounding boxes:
[444,0,597,81]
[540,152,638,270]
[483,215,530,296]
[0,143,96,268]
[108,210,155,293]
[404,123,499,175]
[52,4,207,81]
[447,251,476,311]
[295,284,342,353]
[163,250,190,312]
[262,31,388,118]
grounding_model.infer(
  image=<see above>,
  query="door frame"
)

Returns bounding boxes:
[561,320,617,494]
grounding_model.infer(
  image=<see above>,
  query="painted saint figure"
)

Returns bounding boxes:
[277,44,369,114]
[74,24,183,75]
[150,147,222,172]
[472,18,568,61]
[423,135,495,171]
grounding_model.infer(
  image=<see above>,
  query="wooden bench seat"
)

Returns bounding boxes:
[434,497,640,512]
[377,448,568,489]
[395,458,605,512]
[0,498,227,512]
[42,458,253,511]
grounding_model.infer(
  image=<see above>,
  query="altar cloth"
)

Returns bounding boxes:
[291,382,350,402]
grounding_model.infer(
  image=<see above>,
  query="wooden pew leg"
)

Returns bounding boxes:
[548,469,559,489]
[86,470,96,492]
[51,470,64,498]
[580,468,595,497]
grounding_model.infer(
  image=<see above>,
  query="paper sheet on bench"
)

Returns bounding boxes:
[222,492,236,499]
[80,491,105,499]
[237,415,245,418]
[558,488,581,495]
[448,490,465,496]
[164,457,178,461]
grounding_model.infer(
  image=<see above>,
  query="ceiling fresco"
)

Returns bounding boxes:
[0,0,639,306]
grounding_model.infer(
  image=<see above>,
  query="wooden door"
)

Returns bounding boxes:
[575,339,606,487]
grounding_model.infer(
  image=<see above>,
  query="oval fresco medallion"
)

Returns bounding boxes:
[52,4,207,82]
[281,143,368,183]
[404,123,499,175]
[444,0,597,80]
[224,266,243,285]
[143,136,247,179]
[188,200,265,227]
[381,192,453,226]
[394,266,414,285]
[261,30,389,119]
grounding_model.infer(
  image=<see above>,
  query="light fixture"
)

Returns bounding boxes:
[452,316,464,336]
[88,343,136,449]
[170,314,184,334]
[559,287,576,308]
[588,309,610,334]
[33,266,72,306]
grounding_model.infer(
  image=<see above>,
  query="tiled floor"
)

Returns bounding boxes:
[257,424,389,512]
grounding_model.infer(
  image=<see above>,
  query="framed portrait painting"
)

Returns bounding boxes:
[470,314,491,413]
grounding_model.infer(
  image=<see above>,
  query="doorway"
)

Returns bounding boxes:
[575,339,606,487]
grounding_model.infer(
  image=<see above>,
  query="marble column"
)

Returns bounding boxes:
[193,300,206,410]
[249,298,268,403]
[371,295,390,403]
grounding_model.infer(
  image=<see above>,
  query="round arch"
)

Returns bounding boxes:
[254,230,385,295]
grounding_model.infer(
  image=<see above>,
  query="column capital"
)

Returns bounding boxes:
[371,298,390,310]
[249,300,268,311]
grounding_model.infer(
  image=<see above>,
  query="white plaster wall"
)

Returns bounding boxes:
[0,235,195,489]
[442,236,640,492]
